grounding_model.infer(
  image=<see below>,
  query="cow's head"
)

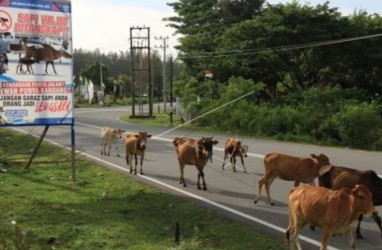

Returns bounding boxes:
[60,49,73,59]
[114,129,125,139]
[197,137,219,163]
[136,131,152,150]
[236,141,248,157]
[311,153,330,168]
[352,184,377,217]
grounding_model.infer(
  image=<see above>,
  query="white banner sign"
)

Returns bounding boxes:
[0,0,73,126]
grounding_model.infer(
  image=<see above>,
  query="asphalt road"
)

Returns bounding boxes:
[16,106,382,250]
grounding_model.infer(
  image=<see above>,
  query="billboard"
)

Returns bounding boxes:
[0,0,73,126]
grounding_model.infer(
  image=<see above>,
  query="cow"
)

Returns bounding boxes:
[173,136,218,190]
[285,185,377,250]
[318,165,382,239]
[221,138,248,173]
[100,127,125,157]
[16,57,35,74]
[254,153,330,205]
[125,132,152,175]
[25,44,72,74]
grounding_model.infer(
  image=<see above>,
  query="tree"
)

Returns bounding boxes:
[165,0,265,80]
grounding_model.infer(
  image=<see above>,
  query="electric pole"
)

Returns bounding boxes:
[155,36,169,113]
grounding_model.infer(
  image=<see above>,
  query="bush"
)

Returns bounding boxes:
[332,103,382,149]
[186,85,382,150]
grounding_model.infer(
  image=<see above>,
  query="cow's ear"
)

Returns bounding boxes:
[213,140,219,145]
[310,154,317,159]
[148,134,152,138]
[134,134,140,138]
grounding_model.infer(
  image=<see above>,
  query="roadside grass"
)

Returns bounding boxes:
[0,128,288,250]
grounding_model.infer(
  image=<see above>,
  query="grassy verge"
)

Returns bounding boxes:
[0,128,287,250]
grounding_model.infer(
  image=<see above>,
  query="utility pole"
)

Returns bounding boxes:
[155,36,169,113]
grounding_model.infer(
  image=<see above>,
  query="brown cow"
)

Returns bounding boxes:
[173,136,218,190]
[125,132,152,175]
[25,44,72,74]
[286,185,377,250]
[319,165,382,239]
[221,138,248,173]
[254,153,330,205]
[100,127,125,157]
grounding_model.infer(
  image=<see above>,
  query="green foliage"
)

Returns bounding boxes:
[331,103,382,149]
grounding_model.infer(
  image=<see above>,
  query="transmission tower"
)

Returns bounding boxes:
[129,26,153,117]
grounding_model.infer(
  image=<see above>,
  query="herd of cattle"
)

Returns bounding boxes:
[100,126,382,250]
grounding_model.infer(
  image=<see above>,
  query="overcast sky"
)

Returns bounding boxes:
[71,0,382,55]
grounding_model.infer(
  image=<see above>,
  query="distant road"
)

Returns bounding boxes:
[16,106,382,250]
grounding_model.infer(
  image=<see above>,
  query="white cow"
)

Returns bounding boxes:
[100,127,125,157]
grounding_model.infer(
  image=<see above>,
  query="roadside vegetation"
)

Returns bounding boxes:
[0,128,288,250]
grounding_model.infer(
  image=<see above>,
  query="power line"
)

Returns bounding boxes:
[179,33,382,59]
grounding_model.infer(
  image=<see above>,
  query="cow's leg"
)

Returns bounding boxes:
[139,154,144,175]
[133,154,138,175]
[345,227,355,250]
[101,139,104,155]
[49,62,57,75]
[357,213,382,239]
[197,172,202,190]
[293,180,301,187]
[293,222,305,250]
[129,153,134,173]
[107,144,111,156]
[320,227,334,250]
[254,176,265,204]
[222,151,227,170]
[201,171,207,190]
[115,144,120,157]
[240,155,247,173]
[179,163,186,187]
[231,155,236,172]
[373,213,382,238]
[197,168,207,191]
[264,176,276,205]
[125,152,130,166]
[355,214,364,239]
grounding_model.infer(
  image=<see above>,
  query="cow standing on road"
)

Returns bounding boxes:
[318,165,382,239]
[286,185,377,250]
[125,132,152,175]
[100,127,125,157]
[173,136,218,190]
[221,138,248,173]
[254,153,330,205]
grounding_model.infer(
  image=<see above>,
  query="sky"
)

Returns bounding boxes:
[71,0,382,56]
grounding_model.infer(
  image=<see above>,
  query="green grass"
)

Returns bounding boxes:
[0,128,288,250]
